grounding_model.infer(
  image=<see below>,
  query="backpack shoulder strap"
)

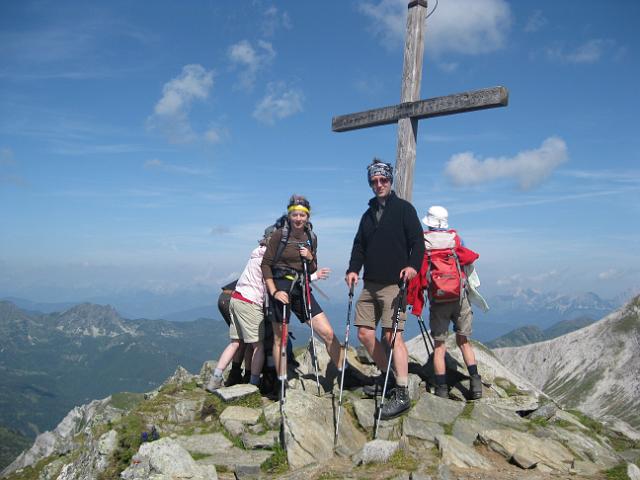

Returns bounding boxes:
[273,220,290,265]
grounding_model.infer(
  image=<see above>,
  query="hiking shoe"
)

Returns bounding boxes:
[363,373,395,398]
[242,371,251,385]
[225,367,243,387]
[338,368,360,390]
[470,374,483,400]
[434,384,449,399]
[205,375,223,393]
[379,386,410,420]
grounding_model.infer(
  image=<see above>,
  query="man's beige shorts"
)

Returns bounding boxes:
[229,297,264,343]
[354,281,406,331]
[429,296,473,341]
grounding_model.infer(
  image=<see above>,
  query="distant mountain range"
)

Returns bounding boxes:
[472,289,618,341]
[486,315,597,348]
[494,294,640,433]
[0,301,228,439]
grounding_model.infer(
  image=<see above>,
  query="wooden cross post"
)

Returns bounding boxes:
[332,0,509,202]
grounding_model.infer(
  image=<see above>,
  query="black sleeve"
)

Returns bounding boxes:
[347,213,366,274]
[405,203,425,272]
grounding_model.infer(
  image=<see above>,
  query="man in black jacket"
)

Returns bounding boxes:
[345,158,425,419]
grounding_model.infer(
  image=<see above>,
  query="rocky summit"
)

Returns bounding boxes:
[494,294,640,437]
[2,329,639,480]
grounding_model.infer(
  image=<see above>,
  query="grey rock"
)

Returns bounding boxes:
[262,402,280,429]
[408,394,464,426]
[168,399,201,423]
[220,406,261,425]
[571,460,603,476]
[527,403,557,420]
[175,433,232,455]
[234,464,261,479]
[200,360,218,382]
[248,423,265,434]
[213,384,260,402]
[120,438,217,480]
[161,365,195,388]
[478,428,574,472]
[222,419,246,438]
[196,448,272,472]
[353,398,376,429]
[510,452,537,469]
[407,374,422,401]
[628,462,640,480]
[550,409,589,430]
[242,431,278,449]
[452,403,527,446]
[435,434,492,470]
[548,424,620,467]
[410,473,433,480]
[282,389,366,469]
[2,397,114,476]
[360,439,399,464]
[356,345,374,364]
[437,463,450,480]
[403,416,444,441]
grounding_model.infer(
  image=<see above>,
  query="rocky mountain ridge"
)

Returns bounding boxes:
[494,295,640,436]
[486,315,596,348]
[0,301,227,438]
[3,330,639,480]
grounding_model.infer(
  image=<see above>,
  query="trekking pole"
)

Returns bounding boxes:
[279,302,289,447]
[300,244,321,396]
[374,280,407,439]
[334,283,355,448]
[417,315,431,357]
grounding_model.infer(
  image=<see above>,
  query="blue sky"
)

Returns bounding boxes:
[1,0,639,311]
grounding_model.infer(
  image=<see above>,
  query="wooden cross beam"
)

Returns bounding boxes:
[332,0,509,201]
[332,86,508,133]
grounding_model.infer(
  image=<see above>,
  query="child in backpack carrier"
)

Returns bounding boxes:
[408,205,488,400]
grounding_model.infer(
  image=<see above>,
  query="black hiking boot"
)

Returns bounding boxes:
[379,386,410,420]
[338,367,361,390]
[225,366,243,387]
[434,384,449,399]
[469,374,483,400]
[363,372,395,398]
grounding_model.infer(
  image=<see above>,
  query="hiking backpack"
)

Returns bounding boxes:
[424,229,466,303]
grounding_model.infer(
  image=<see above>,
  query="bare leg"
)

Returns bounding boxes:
[272,321,286,377]
[306,312,341,366]
[433,340,447,376]
[216,340,241,372]
[357,326,389,372]
[456,334,477,367]
[250,341,264,376]
[383,328,408,381]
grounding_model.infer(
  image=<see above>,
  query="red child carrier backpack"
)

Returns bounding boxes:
[424,229,465,303]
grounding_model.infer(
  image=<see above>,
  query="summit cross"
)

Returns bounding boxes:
[331,0,509,201]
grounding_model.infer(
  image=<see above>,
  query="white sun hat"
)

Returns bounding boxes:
[422,205,449,229]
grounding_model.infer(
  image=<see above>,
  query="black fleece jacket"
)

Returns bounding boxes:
[347,191,425,285]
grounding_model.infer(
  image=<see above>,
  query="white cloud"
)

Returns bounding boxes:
[524,10,547,33]
[252,83,304,125]
[0,146,26,187]
[262,6,292,37]
[144,158,211,176]
[359,0,512,55]
[445,136,568,190]
[228,40,276,90]
[204,126,229,144]
[148,64,214,143]
[546,39,614,64]
[598,269,622,280]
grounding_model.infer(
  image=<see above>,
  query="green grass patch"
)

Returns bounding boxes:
[98,413,145,480]
[261,444,288,475]
[605,463,630,480]
[494,377,525,397]
[388,449,418,472]
[460,402,475,419]
[442,423,453,435]
[201,391,262,418]
[528,416,549,428]
[110,392,145,411]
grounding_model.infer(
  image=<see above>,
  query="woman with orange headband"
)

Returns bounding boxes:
[261,194,359,391]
